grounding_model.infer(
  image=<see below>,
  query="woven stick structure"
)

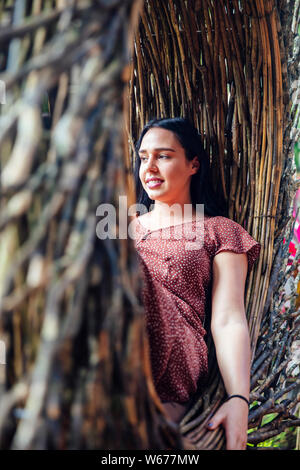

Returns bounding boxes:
[127,0,300,448]
[0,0,298,450]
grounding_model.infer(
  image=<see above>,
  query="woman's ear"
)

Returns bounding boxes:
[191,157,200,173]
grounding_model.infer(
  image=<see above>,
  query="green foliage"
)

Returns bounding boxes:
[247,413,297,449]
[256,428,297,449]
[295,142,300,172]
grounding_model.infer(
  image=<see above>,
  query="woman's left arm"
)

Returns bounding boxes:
[207,251,250,450]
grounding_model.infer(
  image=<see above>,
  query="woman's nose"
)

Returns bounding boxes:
[145,155,157,171]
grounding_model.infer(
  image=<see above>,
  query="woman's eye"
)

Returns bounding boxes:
[139,154,169,162]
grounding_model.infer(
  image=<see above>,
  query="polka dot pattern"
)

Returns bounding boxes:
[134,215,261,404]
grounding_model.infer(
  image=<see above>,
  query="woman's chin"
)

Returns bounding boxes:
[145,190,163,200]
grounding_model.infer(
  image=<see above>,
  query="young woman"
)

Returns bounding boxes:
[132,117,261,450]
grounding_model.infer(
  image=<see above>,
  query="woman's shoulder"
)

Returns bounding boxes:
[203,215,249,240]
[204,215,241,227]
[203,214,230,227]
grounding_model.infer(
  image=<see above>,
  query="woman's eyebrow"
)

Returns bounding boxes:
[138,147,176,153]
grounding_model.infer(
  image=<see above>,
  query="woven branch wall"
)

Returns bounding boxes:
[0,0,298,451]
[126,0,300,448]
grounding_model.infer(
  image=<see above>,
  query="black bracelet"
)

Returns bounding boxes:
[225,394,250,406]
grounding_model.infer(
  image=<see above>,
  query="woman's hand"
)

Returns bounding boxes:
[206,397,249,450]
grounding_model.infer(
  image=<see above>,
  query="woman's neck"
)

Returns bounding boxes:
[150,200,196,224]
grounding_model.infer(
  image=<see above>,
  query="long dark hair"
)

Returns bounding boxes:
[133,117,227,217]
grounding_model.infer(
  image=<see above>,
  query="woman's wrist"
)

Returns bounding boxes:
[225,394,250,406]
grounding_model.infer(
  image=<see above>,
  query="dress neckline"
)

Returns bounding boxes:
[135,213,211,234]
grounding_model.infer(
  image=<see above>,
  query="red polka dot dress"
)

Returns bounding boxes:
[134,214,261,404]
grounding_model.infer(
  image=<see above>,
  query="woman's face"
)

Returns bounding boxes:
[138,128,199,206]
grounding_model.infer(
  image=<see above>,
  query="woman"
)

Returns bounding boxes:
[132,117,261,450]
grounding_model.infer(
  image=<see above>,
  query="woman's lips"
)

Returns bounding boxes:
[146,179,164,189]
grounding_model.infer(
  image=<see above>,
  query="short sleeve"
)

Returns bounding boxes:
[211,216,261,273]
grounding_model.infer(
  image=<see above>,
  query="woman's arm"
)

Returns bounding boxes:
[207,251,250,450]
